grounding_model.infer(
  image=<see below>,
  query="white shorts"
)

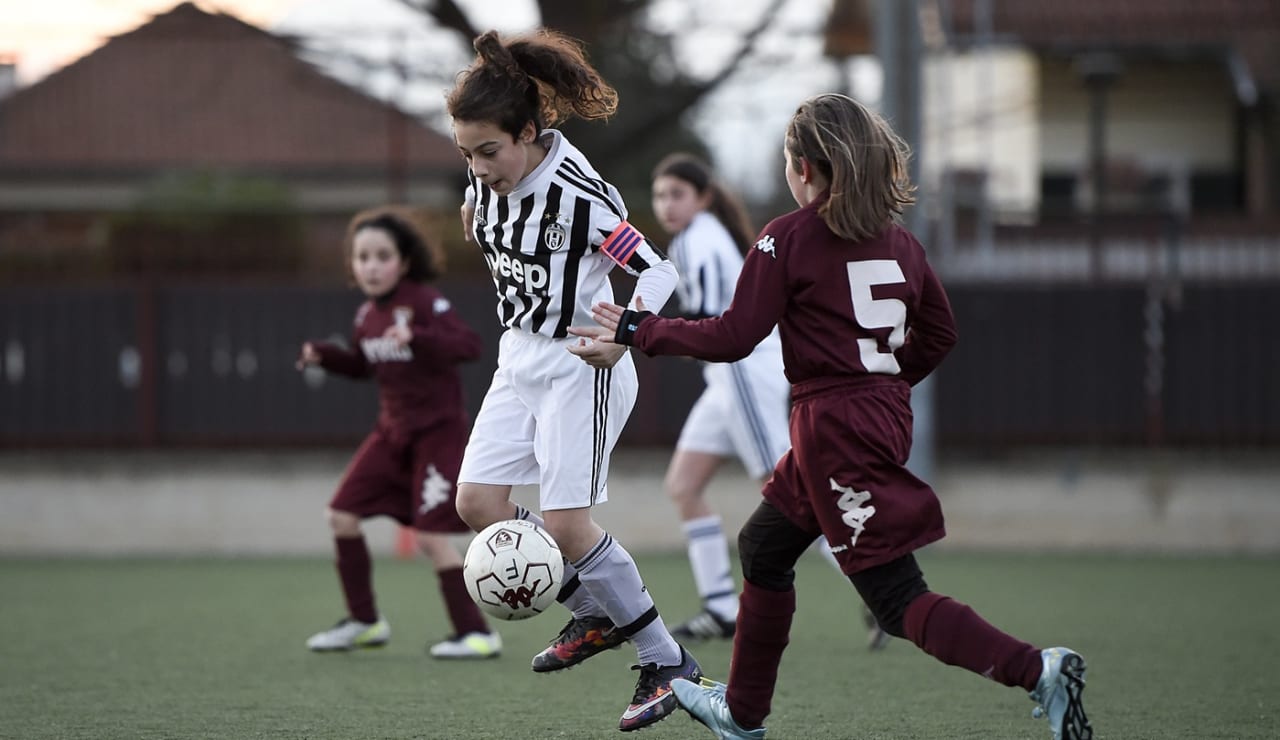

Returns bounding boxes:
[676,343,791,480]
[459,329,637,510]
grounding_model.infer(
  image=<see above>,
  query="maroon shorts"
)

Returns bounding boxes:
[762,379,945,575]
[330,423,470,533]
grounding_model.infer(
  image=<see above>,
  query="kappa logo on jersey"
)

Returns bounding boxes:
[360,336,412,363]
[830,477,876,547]
[484,250,551,296]
[542,213,568,251]
[432,296,451,315]
[418,464,451,514]
[754,235,777,259]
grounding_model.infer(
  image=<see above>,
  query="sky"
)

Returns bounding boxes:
[0,0,869,201]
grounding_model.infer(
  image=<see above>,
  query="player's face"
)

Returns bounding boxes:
[454,119,539,196]
[350,227,407,297]
[784,147,809,208]
[651,174,708,236]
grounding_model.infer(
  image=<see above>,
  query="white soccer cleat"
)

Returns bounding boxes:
[428,631,503,660]
[305,616,390,652]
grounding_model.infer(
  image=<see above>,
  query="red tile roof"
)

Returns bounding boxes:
[0,2,463,172]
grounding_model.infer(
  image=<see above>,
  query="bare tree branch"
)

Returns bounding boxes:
[392,0,480,39]
[598,0,788,153]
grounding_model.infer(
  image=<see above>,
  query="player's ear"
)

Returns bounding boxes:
[518,120,537,145]
[800,157,814,184]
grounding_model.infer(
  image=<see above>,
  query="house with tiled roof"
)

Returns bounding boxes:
[0,2,467,277]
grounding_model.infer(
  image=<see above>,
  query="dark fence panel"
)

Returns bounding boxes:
[1,285,140,442]
[1163,284,1280,444]
[1,280,1276,448]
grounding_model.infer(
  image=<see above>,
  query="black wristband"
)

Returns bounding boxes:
[613,309,652,346]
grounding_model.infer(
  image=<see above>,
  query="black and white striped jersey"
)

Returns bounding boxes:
[669,211,743,319]
[465,130,670,339]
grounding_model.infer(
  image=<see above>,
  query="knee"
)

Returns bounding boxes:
[850,557,930,638]
[454,486,491,531]
[325,508,361,537]
[737,524,795,592]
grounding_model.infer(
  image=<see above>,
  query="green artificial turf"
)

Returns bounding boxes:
[1,551,1276,739]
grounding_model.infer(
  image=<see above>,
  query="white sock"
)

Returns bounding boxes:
[574,532,681,667]
[515,505,600,618]
[683,515,737,620]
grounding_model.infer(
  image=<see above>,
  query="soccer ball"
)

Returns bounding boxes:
[463,519,564,621]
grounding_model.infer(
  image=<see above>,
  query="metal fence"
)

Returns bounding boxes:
[2,270,1276,450]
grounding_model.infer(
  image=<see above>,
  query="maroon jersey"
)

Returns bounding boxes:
[632,194,957,388]
[632,194,958,573]
[311,281,482,438]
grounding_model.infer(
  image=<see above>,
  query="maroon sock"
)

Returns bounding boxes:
[903,591,1043,690]
[335,536,378,624]
[725,581,795,730]
[438,566,489,636]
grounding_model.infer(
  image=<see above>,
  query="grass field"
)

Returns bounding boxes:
[1,551,1277,739]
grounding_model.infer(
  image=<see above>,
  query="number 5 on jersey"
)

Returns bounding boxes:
[846,260,907,374]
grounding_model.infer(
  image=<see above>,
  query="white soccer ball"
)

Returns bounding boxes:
[463,519,564,621]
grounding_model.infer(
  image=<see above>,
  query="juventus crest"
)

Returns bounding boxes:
[542,214,568,251]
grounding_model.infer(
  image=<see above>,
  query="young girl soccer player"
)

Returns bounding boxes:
[572,94,1093,740]
[445,29,701,733]
[649,153,887,649]
[298,206,501,660]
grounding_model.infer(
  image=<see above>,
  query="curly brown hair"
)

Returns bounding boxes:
[445,28,617,138]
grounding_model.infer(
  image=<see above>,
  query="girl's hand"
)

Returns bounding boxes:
[383,324,412,347]
[588,299,632,334]
[566,335,626,368]
[296,342,321,370]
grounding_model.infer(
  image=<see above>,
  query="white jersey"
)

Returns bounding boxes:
[669,211,742,318]
[466,130,670,339]
[668,211,790,478]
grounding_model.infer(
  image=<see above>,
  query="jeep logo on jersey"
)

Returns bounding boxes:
[543,220,567,251]
[485,250,551,296]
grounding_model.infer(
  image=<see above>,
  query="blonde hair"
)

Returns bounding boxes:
[785,93,915,242]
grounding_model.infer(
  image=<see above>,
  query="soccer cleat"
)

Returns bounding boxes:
[863,607,891,651]
[670,609,736,640]
[531,615,628,673]
[1029,647,1093,740]
[305,616,390,652]
[671,677,766,739]
[619,646,703,732]
[428,631,502,660]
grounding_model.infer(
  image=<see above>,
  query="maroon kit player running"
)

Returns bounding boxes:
[572,94,1093,740]
[298,206,501,660]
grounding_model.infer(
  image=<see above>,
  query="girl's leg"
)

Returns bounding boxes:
[454,482,515,532]
[543,507,682,668]
[416,531,491,640]
[664,449,737,630]
[726,501,819,730]
[850,554,1043,691]
[327,508,378,624]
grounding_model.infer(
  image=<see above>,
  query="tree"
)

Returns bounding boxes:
[309,0,792,196]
